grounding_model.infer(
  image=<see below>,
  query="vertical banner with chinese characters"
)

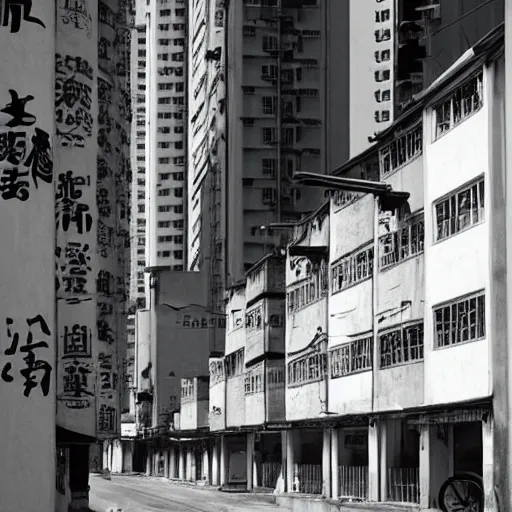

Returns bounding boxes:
[0,1,56,511]
[55,0,99,436]
[96,0,131,439]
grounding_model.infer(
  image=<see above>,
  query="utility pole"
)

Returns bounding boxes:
[504,1,512,510]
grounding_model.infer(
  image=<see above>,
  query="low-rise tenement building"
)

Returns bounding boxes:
[116,23,506,512]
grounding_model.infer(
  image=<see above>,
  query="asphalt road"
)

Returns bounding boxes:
[89,474,291,512]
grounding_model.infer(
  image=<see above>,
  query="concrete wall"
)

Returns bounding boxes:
[0,1,56,509]
[226,373,246,428]
[245,361,265,426]
[266,360,286,423]
[209,357,225,431]
[423,77,491,406]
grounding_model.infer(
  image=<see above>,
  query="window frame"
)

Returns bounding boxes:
[433,290,486,350]
[330,335,373,379]
[433,175,485,244]
[379,321,424,369]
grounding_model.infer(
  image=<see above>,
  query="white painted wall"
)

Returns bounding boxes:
[423,84,491,405]
[0,1,56,510]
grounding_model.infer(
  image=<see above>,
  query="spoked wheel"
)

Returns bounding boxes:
[438,472,484,512]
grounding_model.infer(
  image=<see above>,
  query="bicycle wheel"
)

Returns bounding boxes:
[438,472,484,512]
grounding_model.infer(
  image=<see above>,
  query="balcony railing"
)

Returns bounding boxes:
[340,465,368,500]
[387,467,420,503]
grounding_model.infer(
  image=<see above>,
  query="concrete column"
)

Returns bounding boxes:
[103,442,109,471]
[220,435,228,486]
[169,447,176,479]
[483,417,496,512]
[331,429,339,500]
[203,448,210,483]
[146,447,152,476]
[212,439,219,486]
[286,430,295,492]
[280,430,287,493]
[379,420,388,502]
[179,446,185,480]
[153,450,159,476]
[164,449,169,478]
[191,448,197,481]
[419,424,453,509]
[186,448,192,481]
[246,433,255,492]
[107,441,113,470]
[322,428,331,498]
[368,422,379,501]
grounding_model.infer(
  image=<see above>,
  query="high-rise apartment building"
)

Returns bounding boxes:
[129,0,188,306]
[349,0,504,157]
[188,0,351,289]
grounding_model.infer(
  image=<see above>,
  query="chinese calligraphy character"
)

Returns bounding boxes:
[1,0,45,33]
[0,167,29,201]
[55,171,92,234]
[0,131,27,165]
[62,324,91,357]
[0,90,36,127]
[98,404,116,431]
[97,319,114,344]
[63,359,93,397]
[24,128,53,187]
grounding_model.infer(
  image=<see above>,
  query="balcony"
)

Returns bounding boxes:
[179,376,210,431]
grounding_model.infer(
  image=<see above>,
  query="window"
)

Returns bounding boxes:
[262,187,276,204]
[138,205,145,213]
[379,123,422,177]
[138,50,146,57]
[172,172,184,180]
[158,236,173,242]
[330,336,373,378]
[137,248,145,255]
[174,250,183,259]
[435,73,483,139]
[262,158,276,176]
[174,188,183,197]
[159,38,170,45]
[173,23,185,30]
[174,38,184,46]
[262,128,276,145]
[174,235,183,244]
[158,23,169,30]
[174,205,183,214]
[137,179,145,186]
[174,157,185,166]
[175,8,185,16]
[287,265,328,313]
[160,9,171,15]
[435,177,484,242]
[244,26,256,36]
[380,213,424,269]
[137,156,145,162]
[137,72,145,79]
[245,306,263,331]
[158,83,173,91]
[158,142,170,148]
[158,126,170,134]
[173,265,183,271]
[162,251,171,257]
[379,322,424,369]
[158,205,172,212]
[172,97,184,106]
[159,173,170,180]
[262,96,277,115]
[137,259,145,267]
[244,368,264,395]
[434,292,485,348]
[287,352,327,387]
[225,349,244,378]
[175,82,184,92]
[174,220,184,229]
[158,188,170,196]
[158,97,171,104]
[174,126,184,134]
[261,65,277,79]
[263,35,278,51]
[159,157,170,164]
[172,52,184,62]
[331,244,374,293]
[158,221,171,228]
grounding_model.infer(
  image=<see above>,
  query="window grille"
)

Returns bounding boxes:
[379,123,422,178]
[379,322,424,369]
[331,245,374,294]
[434,72,483,139]
[435,177,484,241]
[330,336,373,378]
[380,214,424,268]
[434,292,485,348]
[287,352,327,387]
